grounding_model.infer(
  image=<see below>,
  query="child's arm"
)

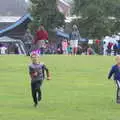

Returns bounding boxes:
[43,65,51,80]
[108,66,115,79]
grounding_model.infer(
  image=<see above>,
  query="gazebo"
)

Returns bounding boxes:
[0,14,32,39]
[0,36,26,55]
[0,0,31,39]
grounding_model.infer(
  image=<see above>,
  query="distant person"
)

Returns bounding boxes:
[67,42,72,55]
[14,45,19,54]
[29,53,51,107]
[23,29,33,55]
[0,45,7,55]
[62,39,68,54]
[57,44,62,54]
[23,29,33,44]
[107,42,113,56]
[57,48,61,54]
[103,36,111,55]
[34,25,48,54]
[103,41,107,55]
[70,25,81,56]
[113,44,118,56]
[96,39,100,45]
[87,47,93,55]
[77,44,82,55]
[95,39,101,54]
[108,56,120,104]
[118,41,120,55]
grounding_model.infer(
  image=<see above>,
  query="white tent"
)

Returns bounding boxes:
[0,36,26,55]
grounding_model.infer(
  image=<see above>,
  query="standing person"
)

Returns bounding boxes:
[23,29,33,56]
[62,39,68,55]
[77,44,82,55]
[95,39,101,54]
[29,53,51,107]
[103,41,107,56]
[113,44,118,56]
[108,56,120,103]
[34,24,48,55]
[0,45,7,55]
[103,36,110,56]
[107,42,113,56]
[118,41,120,55]
[70,25,81,56]
[67,42,72,56]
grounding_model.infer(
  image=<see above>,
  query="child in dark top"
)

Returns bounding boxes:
[108,56,120,103]
[29,53,51,107]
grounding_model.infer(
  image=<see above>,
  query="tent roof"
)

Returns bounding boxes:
[0,16,21,23]
[0,14,32,35]
[59,0,71,7]
[0,36,21,42]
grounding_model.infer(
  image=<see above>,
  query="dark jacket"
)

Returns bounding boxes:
[108,65,120,81]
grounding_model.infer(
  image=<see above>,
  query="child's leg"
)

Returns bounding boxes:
[37,89,41,101]
[31,83,38,106]
[74,47,78,55]
[36,86,41,101]
[116,80,120,103]
[36,81,43,101]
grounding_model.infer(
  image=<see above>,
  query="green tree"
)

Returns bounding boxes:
[73,0,120,39]
[29,0,65,33]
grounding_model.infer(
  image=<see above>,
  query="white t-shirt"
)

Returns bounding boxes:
[0,47,7,54]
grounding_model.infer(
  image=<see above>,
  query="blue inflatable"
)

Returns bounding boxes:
[56,30,69,39]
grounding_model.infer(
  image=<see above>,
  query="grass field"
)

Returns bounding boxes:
[0,55,119,120]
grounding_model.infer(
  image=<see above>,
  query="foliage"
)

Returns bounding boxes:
[29,0,65,33]
[73,0,120,39]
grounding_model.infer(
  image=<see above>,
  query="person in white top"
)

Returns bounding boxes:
[0,46,7,55]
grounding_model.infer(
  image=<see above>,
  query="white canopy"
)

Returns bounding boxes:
[0,36,26,55]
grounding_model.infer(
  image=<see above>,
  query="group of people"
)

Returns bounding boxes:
[29,24,81,56]
[103,35,120,56]
[60,40,94,55]
[0,43,19,55]
[25,24,120,56]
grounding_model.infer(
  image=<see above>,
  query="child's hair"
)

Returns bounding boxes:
[30,52,39,57]
[116,55,120,60]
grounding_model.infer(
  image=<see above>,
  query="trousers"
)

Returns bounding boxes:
[31,80,43,104]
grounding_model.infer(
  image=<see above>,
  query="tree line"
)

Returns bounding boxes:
[29,0,120,39]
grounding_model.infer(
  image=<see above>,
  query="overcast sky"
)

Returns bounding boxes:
[0,0,28,16]
[0,0,73,16]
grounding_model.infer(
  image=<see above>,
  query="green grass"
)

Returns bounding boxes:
[0,55,119,120]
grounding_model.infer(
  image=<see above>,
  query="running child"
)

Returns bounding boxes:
[29,53,51,107]
[108,55,120,103]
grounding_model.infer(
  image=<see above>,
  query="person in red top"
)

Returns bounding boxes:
[34,25,48,54]
[96,39,100,45]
